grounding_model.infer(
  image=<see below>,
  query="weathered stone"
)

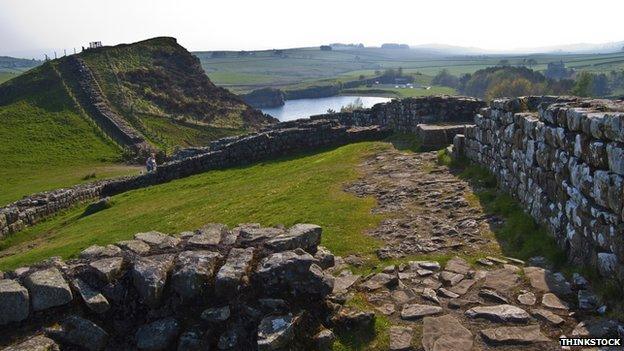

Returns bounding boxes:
[572,272,589,290]
[375,302,396,315]
[117,240,151,255]
[517,291,536,306]
[3,335,59,351]
[577,289,599,310]
[265,223,321,254]
[401,304,443,320]
[48,315,108,351]
[481,325,549,345]
[201,306,231,323]
[24,267,73,311]
[465,304,530,323]
[422,287,439,304]
[79,244,121,259]
[71,278,110,314]
[524,267,572,295]
[449,279,475,295]
[597,252,618,276]
[542,292,569,310]
[314,329,335,351]
[217,320,248,350]
[332,270,360,294]
[0,279,29,325]
[444,257,471,274]
[389,326,413,351]
[135,231,179,249]
[483,267,520,292]
[437,287,459,298]
[255,249,333,298]
[313,246,335,269]
[171,250,221,300]
[238,227,283,247]
[136,317,180,351]
[331,308,375,331]
[132,254,175,307]
[439,271,463,286]
[479,289,508,303]
[215,247,254,299]
[422,314,473,351]
[414,261,441,271]
[257,314,299,351]
[477,258,494,266]
[360,272,397,290]
[532,308,564,326]
[90,257,124,283]
[188,223,227,248]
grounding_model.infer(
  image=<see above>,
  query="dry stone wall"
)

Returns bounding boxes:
[459,96,624,281]
[310,95,485,132]
[59,56,152,154]
[0,223,341,350]
[0,119,387,237]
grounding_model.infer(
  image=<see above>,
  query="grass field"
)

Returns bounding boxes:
[0,141,387,270]
[197,47,624,94]
[342,85,456,98]
[0,63,137,205]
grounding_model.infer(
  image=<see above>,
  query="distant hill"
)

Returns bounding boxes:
[0,37,275,204]
[0,37,275,153]
[0,56,42,84]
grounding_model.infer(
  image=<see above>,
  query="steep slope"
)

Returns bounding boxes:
[76,37,275,150]
[0,37,273,204]
[0,62,138,205]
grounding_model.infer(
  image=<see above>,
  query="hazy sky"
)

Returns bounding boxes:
[1,0,623,58]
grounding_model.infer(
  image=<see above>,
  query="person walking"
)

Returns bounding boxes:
[146,153,157,173]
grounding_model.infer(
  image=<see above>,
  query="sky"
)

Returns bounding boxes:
[1,0,623,58]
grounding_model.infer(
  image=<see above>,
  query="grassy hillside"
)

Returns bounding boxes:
[0,141,386,269]
[77,37,272,151]
[0,63,139,205]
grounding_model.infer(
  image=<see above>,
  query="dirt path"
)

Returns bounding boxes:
[332,147,619,350]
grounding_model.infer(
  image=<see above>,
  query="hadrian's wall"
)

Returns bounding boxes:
[58,56,152,154]
[0,223,340,350]
[0,120,387,237]
[458,96,624,281]
[310,95,485,132]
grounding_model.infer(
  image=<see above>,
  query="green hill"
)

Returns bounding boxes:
[0,37,274,205]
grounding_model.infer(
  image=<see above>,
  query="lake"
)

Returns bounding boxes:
[261,96,391,121]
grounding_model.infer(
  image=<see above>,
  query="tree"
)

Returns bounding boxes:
[432,69,459,88]
[526,58,538,68]
[572,72,593,97]
[340,98,364,112]
[498,59,510,66]
[592,73,611,96]
[485,78,537,100]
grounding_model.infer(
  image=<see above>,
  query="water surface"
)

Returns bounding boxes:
[261,96,391,121]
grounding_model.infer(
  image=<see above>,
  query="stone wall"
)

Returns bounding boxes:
[59,56,152,154]
[0,119,387,237]
[460,96,624,281]
[0,223,341,350]
[311,95,485,132]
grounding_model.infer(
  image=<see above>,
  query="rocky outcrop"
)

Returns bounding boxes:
[460,96,624,283]
[0,223,338,350]
[241,87,285,108]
